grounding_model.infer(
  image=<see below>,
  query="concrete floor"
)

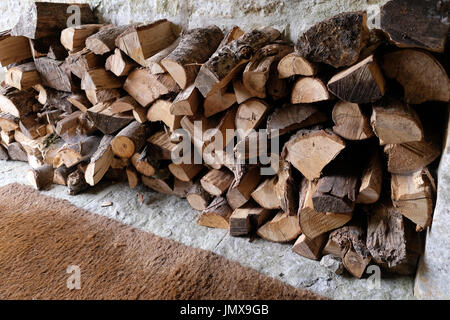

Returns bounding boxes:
[0,160,415,299]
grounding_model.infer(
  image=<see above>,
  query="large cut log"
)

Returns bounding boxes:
[85,88,121,105]
[332,101,373,140]
[11,2,95,39]
[242,43,293,98]
[291,77,330,104]
[0,30,32,66]
[124,69,180,107]
[87,99,134,134]
[147,99,181,132]
[197,196,232,229]
[105,48,138,77]
[194,27,280,97]
[391,168,435,231]
[292,234,327,260]
[161,26,224,89]
[61,24,103,53]
[65,49,105,79]
[235,98,269,139]
[380,0,450,53]
[356,151,383,204]
[145,38,180,74]
[284,128,345,180]
[26,164,54,190]
[229,204,274,237]
[7,142,28,161]
[371,97,423,145]
[295,11,369,68]
[226,166,261,209]
[5,62,41,90]
[381,49,450,104]
[298,180,352,239]
[34,57,75,92]
[115,20,179,66]
[187,182,213,211]
[267,104,327,137]
[81,68,124,90]
[170,84,201,116]
[200,168,234,196]
[111,121,149,158]
[147,130,178,160]
[251,177,281,210]
[85,25,130,55]
[257,212,301,243]
[277,52,318,78]
[85,135,114,186]
[327,55,386,104]
[58,135,101,168]
[203,88,237,118]
[125,166,140,189]
[0,86,36,117]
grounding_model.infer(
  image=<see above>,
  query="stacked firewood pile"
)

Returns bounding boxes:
[0,1,448,278]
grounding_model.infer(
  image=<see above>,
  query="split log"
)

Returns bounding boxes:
[332,101,373,140]
[251,177,281,210]
[58,135,101,168]
[229,204,274,237]
[172,179,193,198]
[65,49,105,79]
[147,130,178,160]
[327,55,386,104]
[170,84,201,116]
[226,166,261,209]
[257,212,302,243]
[168,162,203,182]
[203,88,237,118]
[5,62,41,90]
[26,164,54,190]
[381,49,450,104]
[85,25,130,55]
[111,121,149,158]
[292,234,327,260]
[266,104,327,137]
[130,146,158,177]
[242,43,293,98]
[67,167,90,195]
[277,52,318,78]
[124,69,179,107]
[391,168,435,231]
[0,112,19,132]
[85,88,121,105]
[145,38,180,74]
[235,98,269,139]
[356,151,383,204]
[67,93,91,113]
[266,66,288,100]
[200,168,234,196]
[298,180,352,239]
[7,142,28,161]
[291,77,330,104]
[53,165,76,186]
[81,68,124,90]
[147,99,181,131]
[54,111,83,139]
[34,57,75,92]
[141,173,174,195]
[0,86,36,118]
[232,78,255,104]
[60,24,103,53]
[87,101,134,135]
[161,26,224,89]
[187,182,213,211]
[295,11,369,68]
[0,130,14,145]
[36,87,74,113]
[115,20,179,66]
[85,135,114,186]
[371,97,423,145]
[195,27,281,97]
[19,114,43,139]
[0,144,8,160]
[105,48,137,77]
[11,2,95,39]
[284,128,345,180]
[197,196,232,229]
[0,30,32,66]
[275,159,298,216]
[126,166,140,189]
[380,0,450,53]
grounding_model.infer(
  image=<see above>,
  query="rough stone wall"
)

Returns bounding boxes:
[0,0,388,41]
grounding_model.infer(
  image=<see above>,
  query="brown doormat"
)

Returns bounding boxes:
[0,183,324,300]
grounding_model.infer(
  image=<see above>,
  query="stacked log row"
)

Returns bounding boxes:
[0,1,448,279]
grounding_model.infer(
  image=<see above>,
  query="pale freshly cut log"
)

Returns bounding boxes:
[85,25,130,55]
[356,151,383,204]
[58,135,101,168]
[277,52,318,78]
[131,147,157,177]
[0,30,32,66]
[0,112,19,131]
[327,55,386,104]
[126,166,140,189]
[161,26,224,89]
[60,24,103,52]
[145,37,180,74]
[295,11,369,68]
[235,98,268,139]
[147,130,178,160]
[0,86,36,118]
[67,93,91,113]
[111,121,149,158]
[200,168,234,196]
[391,168,435,231]
[284,128,345,180]
[0,130,14,145]
[147,99,181,132]
[202,106,237,157]
[85,88,121,105]
[203,88,237,118]
[87,101,134,135]
[291,77,330,104]
[187,183,212,211]
[81,68,124,90]
[251,177,281,210]
[105,48,138,77]
[257,212,301,243]
[275,159,298,216]
[226,166,261,209]
[229,205,273,237]
[5,62,41,90]
[371,97,423,145]
[380,0,449,53]
[34,57,75,92]
[292,234,327,260]
[26,164,54,190]
[197,196,232,229]
[170,84,201,116]
[65,48,105,79]
[232,78,255,104]
[115,20,179,66]
[195,27,281,97]
[267,104,327,137]
[332,101,373,140]
[168,162,203,182]
[381,49,450,104]
[85,135,114,186]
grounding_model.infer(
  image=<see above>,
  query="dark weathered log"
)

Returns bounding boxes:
[0,30,32,66]
[67,167,90,195]
[105,48,138,77]
[26,164,54,190]
[34,57,75,92]
[53,165,76,186]
[58,135,101,168]
[87,101,134,135]
[229,204,274,237]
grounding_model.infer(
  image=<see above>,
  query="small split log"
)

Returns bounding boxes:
[81,68,124,90]
[0,112,19,132]
[111,121,149,158]
[7,141,28,161]
[58,135,101,168]
[251,177,281,210]
[292,234,327,260]
[170,84,201,116]
[295,11,369,68]
[356,151,383,204]
[85,135,114,186]
[0,30,32,66]
[34,57,75,92]
[126,166,140,189]
[0,130,14,145]
[226,166,261,209]
[0,86,37,117]
[172,179,193,198]
[5,62,41,90]
[187,182,213,211]
[53,165,76,186]
[233,78,255,104]
[197,196,232,229]
[85,25,130,55]
[332,101,373,140]
[200,168,234,196]
[291,77,330,104]
[235,98,268,138]
[67,167,90,195]
[203,88,237,118]
[87,101,134,135]
[327,55,386,104]
[257,212,301,243]
[19,114,43,139]
[275,159,298,216]
[168,162,203,182]
[145,38,180,74]
[65,49,105,79]
[67,93,91,113]
[105,48,138,77]
[277,52,318,78]
[147,99,181,131]
[0,144,9,160]
[85,88,121,105]
[229,204,273,237]
[131,146,158,177]
[147,130,178,160]
[60,24,103,53]
[26,164,54,190]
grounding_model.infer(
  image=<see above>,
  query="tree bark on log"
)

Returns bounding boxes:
[85,25,130,55]
[187,182,213,211]
[111,121,149,158]
[34,57,75,92]
[5,61,41,90]
[0,30,32,66]
[0,85,36,118]
[85,135,114,186]
[197,196,232,229]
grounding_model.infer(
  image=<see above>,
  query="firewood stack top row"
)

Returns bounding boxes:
[0,1,448,278]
